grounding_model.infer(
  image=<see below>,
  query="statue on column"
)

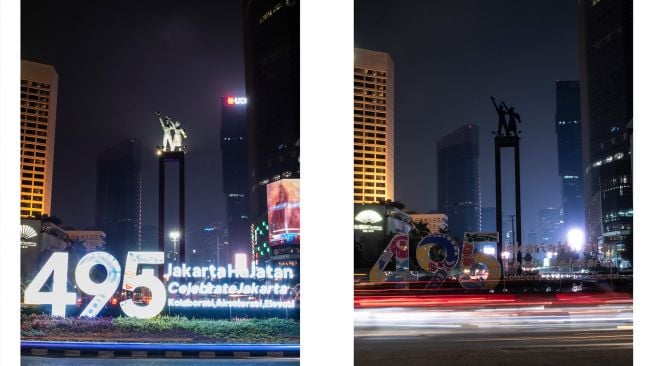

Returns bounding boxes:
[157,111,187,151]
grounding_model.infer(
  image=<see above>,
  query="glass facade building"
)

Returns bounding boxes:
[95,138,142,263]
[555,80,584,233]
[578,0,632,264]
[437,124,481,242]
[220,96,250,258]
[243,0,300,220]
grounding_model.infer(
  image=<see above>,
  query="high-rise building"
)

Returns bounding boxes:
[538,208,563,244]
[20,60,58,218]
[95,139,142,262]
[243,0,300,220]
[354,48,394,204]
[555,80,584,233]
[437,124,481,242]
[481,207,496,233]
[578,0,632,263]
[221,95,250,257]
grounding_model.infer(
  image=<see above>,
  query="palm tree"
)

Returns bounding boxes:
[377,198,406,211]
[409,220,431,270]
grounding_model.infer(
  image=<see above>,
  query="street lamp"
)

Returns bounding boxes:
[169,230,180,261]
[567,228,584,252]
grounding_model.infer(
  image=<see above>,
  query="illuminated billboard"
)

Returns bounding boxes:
[266,179,300,246]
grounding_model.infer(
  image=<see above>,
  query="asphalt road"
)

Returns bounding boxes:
[355,303,633,366]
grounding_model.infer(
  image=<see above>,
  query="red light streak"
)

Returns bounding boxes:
[354,292,632,309]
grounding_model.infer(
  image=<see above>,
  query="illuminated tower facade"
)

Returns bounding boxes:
[353,48,394,204]
[20,60,58,218]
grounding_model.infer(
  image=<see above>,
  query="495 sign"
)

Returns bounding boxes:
[24,251,166,319]
[24,251,298,318]
[370,232,501,289]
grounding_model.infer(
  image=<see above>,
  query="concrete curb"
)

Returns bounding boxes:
[22,341,300,358]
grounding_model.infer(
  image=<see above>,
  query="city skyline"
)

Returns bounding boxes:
[21,0,246,233]
[355,0,580,235]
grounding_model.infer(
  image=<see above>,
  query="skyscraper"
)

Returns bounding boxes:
[95,139,142,262]
[578,0,632,263]
[243,0,300,220]
[220,95,250,257]
[481,207,497,233]
[353,48,394,204]
[538,208,563,244]
[20,60,58,218]
[437,124,481,242]
[555,80,584,233]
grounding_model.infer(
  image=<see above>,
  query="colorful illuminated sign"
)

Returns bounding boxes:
[226,96,248,105]
[23,251,297,318]
[266,179,300,246]
[164,260,296,310]
[369,232,501,289]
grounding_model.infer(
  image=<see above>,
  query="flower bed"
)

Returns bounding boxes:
[21,314,299,344]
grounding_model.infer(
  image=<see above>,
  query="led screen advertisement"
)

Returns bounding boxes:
[266,179,300,246]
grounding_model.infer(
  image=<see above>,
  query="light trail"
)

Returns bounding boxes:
[355,302,633,338]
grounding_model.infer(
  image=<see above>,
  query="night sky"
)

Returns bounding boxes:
[22,1,245,234]
[355,0,580,234]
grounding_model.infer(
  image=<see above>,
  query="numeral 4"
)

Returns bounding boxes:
[369,234,409,282]
[24,252,76,317]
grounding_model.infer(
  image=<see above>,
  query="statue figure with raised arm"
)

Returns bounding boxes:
[491,96,509,136]
[158,111,175,151]
[501,101,521,136]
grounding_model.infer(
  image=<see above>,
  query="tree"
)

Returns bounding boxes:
[409,220,431,270]
[377,198,405,211]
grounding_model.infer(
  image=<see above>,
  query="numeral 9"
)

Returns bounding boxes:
[75,252,122,317]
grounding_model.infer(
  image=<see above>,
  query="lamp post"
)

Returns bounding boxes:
[501,251,510,292]
[169,231,180,262]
